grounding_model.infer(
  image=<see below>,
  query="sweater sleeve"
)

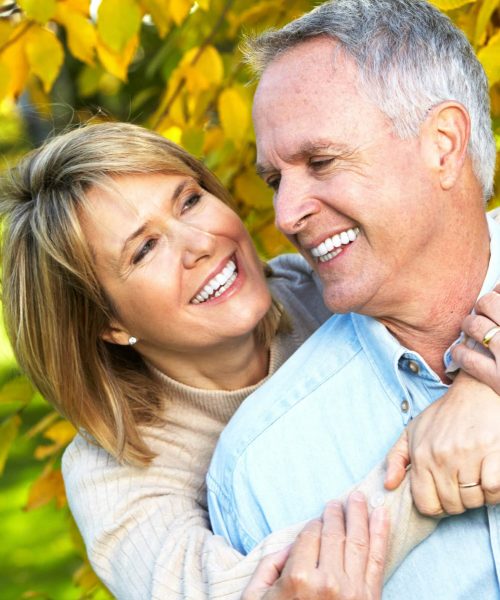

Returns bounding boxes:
[63,434,436,600]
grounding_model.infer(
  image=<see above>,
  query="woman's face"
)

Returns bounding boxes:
[80,172,272,361]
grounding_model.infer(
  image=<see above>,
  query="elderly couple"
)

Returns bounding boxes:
[2,0,500,598]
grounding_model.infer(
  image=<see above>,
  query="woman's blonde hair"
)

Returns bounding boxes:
[1,122,283,465]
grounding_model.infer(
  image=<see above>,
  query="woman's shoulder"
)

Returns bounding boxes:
[267,253,331,329]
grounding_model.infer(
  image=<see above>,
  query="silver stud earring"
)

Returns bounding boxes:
[128,336,138,346]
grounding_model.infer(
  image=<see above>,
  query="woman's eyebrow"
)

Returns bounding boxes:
[119,177,193,260]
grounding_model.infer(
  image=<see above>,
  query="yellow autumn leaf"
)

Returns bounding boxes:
[98,0,142,53]
[65,0,91,15]
[197,0,210,9]
[181,45,224,92]
[234,169,273,209]
[25,467,66,510]
[0,62,10,100]
[55,3,96,65]
[0,19,13,47]
[141,0,171,37]
[170,0,193,26]
[34,442,60,460]
[44,420,77,445]
[0,414,21,475]
[160,124,183,144]
[428,0,476,9]
[25,27,64,92]
[478,30,500,86]
[474,0,500,45]
[0,27,30,99]
[73,562,101,591]
[218,87,250,142]
[18,0,57,23]
[97,34,139,81]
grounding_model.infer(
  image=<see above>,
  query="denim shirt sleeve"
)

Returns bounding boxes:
[206,470,258,555]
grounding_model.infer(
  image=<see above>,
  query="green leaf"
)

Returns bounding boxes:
[98,0,142,53]
[18,0,57,24]
[0,414,21,475]
[0,375,34,405]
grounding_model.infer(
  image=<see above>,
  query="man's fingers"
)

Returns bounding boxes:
[242,548,290,600]
[343,492,370,582]
[482,451,500,505]
[318,500,346,573]
[384,429,410,490]
[365,506,389,599]
[284,518,322,574]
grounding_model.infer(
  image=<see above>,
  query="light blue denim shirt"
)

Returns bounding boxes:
[207,215,500,599]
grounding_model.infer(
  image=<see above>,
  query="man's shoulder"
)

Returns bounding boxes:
[208,311,362,489]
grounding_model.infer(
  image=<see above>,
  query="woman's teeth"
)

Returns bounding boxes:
[191,259,237,304]
[311,227,360,263]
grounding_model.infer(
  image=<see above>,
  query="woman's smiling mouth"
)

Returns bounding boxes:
[191,257,238,304]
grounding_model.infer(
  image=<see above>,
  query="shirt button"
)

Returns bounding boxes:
[401,399,410,413]
[370,492,386,509]
[408,360,420,374]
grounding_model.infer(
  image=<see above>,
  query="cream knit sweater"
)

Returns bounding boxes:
[62,254,436,599]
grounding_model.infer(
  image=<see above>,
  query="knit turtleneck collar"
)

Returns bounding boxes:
[147,331,292,424]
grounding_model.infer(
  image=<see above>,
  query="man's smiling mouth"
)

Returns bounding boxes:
[310,227,360,263]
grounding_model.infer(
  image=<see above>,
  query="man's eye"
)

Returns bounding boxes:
[310,157,335,170]
[182,193,202,212]
[266,176,281,191]
[133,239,157,264]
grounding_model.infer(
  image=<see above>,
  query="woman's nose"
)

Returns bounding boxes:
[179,223,217,269]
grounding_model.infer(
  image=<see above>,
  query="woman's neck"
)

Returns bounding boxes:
[146,333,270,391]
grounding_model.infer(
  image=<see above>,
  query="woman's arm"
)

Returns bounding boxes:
[63,434,434,599]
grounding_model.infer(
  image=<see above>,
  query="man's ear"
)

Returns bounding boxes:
[101,322,132,346]
[421,101,470,191]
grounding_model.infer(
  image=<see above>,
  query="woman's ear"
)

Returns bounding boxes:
[421,101,471,191]
[101,322,132,346]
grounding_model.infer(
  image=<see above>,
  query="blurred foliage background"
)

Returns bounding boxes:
[0,0,500,598]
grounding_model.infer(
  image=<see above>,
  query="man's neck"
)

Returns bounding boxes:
[377,218,491,380]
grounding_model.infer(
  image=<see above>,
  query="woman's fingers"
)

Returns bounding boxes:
[283,518,322,574]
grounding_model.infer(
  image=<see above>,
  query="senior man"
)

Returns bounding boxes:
[207,0,500,597]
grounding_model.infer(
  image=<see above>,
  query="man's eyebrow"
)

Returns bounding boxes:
[120,178,192,259]
[255,142,350,178]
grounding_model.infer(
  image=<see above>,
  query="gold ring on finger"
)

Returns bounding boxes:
[458,481,481,489]
[481,326,500,348]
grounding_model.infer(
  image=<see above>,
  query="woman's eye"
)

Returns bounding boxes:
[182,193,202,212]
[133,239,157,264]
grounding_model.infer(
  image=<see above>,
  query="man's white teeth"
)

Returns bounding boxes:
[191,260,237,304]
[311,227,360,263]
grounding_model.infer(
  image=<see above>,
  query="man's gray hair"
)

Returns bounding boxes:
[244,0,495,200]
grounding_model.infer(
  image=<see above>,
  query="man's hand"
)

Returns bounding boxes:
[243,494,389,600]
[385,371,500,515]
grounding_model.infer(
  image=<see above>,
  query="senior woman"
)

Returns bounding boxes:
[0,122,497,600]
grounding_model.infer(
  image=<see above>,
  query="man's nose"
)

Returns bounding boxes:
[179,223,216,269]
[273,176,321,236]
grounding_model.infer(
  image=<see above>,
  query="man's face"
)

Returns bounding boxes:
[253,37,446,317]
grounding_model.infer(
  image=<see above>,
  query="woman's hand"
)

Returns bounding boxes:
[453,284,500,394]
[385,285,500,514]
[242,493,389,600]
